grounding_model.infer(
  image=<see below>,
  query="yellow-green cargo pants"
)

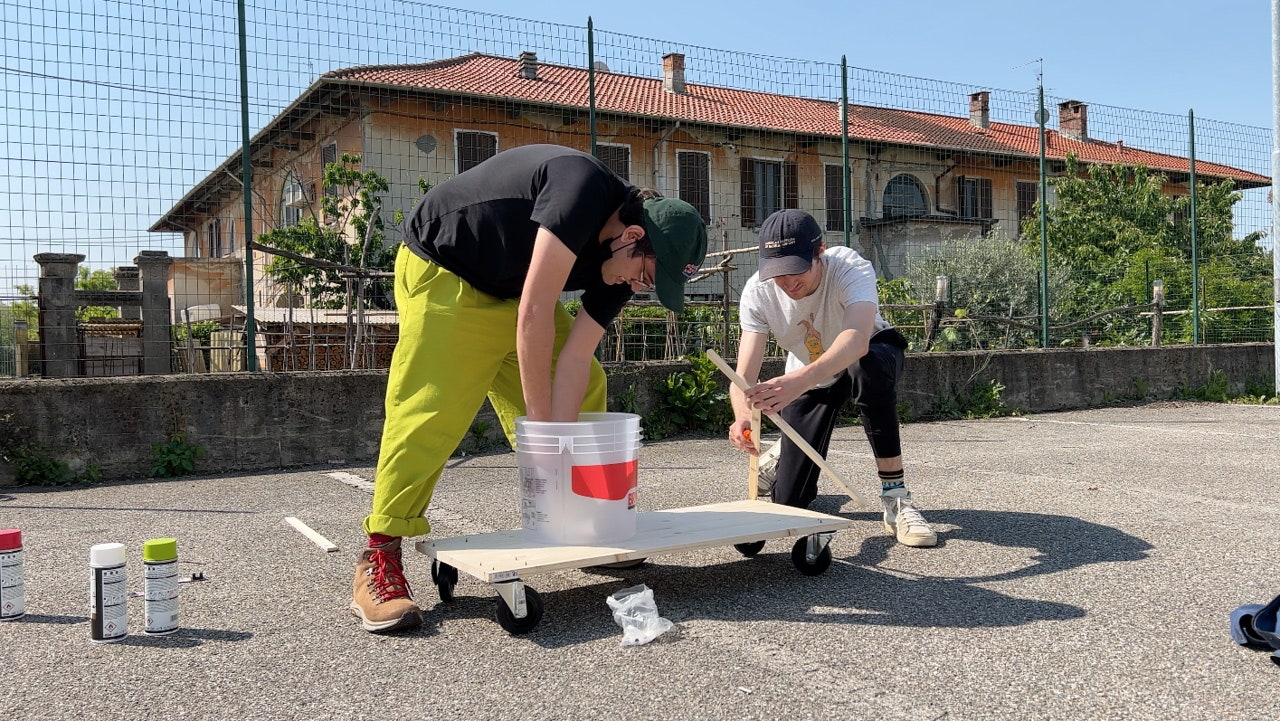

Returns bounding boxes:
[362,246,607,538]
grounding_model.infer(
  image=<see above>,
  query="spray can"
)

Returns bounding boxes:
[0,529,24,620]
[89,542,127,643]
[142,537,179,635]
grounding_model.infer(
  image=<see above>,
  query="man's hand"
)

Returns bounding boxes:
[729,418,758,454]
[744,372,809,415]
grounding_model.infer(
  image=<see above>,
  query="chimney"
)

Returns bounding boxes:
[518,51,538,80]
[969,91,990,129]
[1059,100,1087,142]
[662,53,686,95]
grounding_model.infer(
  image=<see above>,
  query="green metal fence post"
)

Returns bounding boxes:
[1037,83,1049,348]
[841,55,851,248]
[1189,109,1200,344]
[588,17,597,157]
[237,0,257,371]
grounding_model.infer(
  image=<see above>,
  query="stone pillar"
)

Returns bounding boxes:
[135,251,173,375]
[34,253,83,378]
[114,265,141,320]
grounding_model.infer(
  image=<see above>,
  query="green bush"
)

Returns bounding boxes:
[648,352,734,439]
[150,433,206,478]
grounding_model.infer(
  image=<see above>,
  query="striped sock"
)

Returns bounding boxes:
[879,469,905,493]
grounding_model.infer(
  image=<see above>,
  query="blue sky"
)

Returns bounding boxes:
[460,0,1274,129]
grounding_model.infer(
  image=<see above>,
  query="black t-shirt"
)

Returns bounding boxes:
[403,144,633,327]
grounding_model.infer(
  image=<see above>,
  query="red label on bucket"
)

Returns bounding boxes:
[571,460,637,501]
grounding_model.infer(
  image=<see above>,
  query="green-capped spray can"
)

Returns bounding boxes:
[142,538,179,635]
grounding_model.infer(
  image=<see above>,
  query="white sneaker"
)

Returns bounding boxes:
[755,440,781,497]
[880,489,937,547]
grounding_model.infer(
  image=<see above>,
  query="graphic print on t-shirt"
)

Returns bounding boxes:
[798,314,824,361]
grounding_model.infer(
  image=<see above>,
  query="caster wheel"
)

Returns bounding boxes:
[432,560,458,602]
[495,586,544,635]
[733,540,766,558]
[790,537,832,576]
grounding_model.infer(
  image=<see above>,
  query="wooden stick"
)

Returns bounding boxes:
[747,408,761,500]
[284,517,340,552]
[705,350,869,509]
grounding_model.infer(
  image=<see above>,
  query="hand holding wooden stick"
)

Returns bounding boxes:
[705,350,869,509]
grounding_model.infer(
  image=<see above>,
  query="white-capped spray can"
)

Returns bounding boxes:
[142,537,178,635]
[89,542,127,642]
[0,529,24,620]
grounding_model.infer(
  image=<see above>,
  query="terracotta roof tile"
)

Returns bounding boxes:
[326,53,1261,186]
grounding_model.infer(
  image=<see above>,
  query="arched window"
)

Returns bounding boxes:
[280,172,306,228]
[882,174,928,218]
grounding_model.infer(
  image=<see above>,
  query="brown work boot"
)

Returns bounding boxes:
[350,537,422,633]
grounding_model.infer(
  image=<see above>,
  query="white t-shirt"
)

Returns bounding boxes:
[739,245,890,388]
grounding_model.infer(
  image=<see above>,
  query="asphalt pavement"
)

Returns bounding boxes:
[1,401,1278,721]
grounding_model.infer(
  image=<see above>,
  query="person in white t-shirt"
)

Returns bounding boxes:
[728,209,937,547]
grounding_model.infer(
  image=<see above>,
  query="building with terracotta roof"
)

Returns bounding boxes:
[151,51,1268,311]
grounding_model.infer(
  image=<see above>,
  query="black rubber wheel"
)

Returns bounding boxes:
[494,585,544,635]
[733,540,766,558]
[432,560,458,603]
[790,537,832,576]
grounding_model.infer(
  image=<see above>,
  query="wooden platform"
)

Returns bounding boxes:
[415,500,855,583]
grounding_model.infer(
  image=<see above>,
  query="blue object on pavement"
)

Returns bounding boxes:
[1229,603,1270,649]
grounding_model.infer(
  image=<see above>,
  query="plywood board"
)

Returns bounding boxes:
[415,500,855,583]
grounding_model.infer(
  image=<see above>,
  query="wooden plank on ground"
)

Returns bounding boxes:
[284,516,339,552]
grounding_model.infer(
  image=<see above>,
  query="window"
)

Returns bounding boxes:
[677,151,710,223]
[456,130,498,173]
[824,164,845,232]
[206,218,223,258]
[597,144,630,181]
[883,174,928,218]
[957,176,993,219]
[321,142,339,197]
[281,173,305,228]
[740,158,797,228]
[1016,180,1038,232]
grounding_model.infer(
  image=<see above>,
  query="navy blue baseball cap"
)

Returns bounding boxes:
[758,209,823,281]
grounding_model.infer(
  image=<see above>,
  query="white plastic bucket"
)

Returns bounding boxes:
[515,412,642,544]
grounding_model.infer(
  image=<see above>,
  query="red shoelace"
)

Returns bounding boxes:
[368,547,413,602]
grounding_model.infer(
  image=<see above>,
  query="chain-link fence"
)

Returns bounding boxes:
[2,0,1273,378]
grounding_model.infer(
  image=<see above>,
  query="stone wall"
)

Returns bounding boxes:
[0,343,1272,483]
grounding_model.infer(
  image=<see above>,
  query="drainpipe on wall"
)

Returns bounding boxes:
[653,121,681,195]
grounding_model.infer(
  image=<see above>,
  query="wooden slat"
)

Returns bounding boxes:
[416,500,854,583]
[705,350,869,509]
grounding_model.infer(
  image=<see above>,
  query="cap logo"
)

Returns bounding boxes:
[682,263,699,279]
[762,238,797,249]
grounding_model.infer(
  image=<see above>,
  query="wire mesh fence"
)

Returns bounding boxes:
[1,0,1273,379]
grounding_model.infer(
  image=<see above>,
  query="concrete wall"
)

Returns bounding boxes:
[0,343,1272,483]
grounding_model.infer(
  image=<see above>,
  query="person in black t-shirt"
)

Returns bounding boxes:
[351,144,708,633]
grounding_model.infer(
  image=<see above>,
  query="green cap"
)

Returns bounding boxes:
[143,537,178,562]
[642,197,708,313]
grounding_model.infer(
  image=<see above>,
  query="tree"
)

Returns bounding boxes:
[75,267,120,321]
[1021,155,1271,344]
[258,154,400,309]
[905,231,1074,350]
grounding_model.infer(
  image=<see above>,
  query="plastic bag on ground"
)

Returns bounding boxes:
[606,584,673,646]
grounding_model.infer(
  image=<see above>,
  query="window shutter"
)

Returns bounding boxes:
[956,175,966,212]
[321,143,338,197]
[783,161,798,210]
[740,158,757,228]
[824,165,844,232]
[979,178,993,219]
